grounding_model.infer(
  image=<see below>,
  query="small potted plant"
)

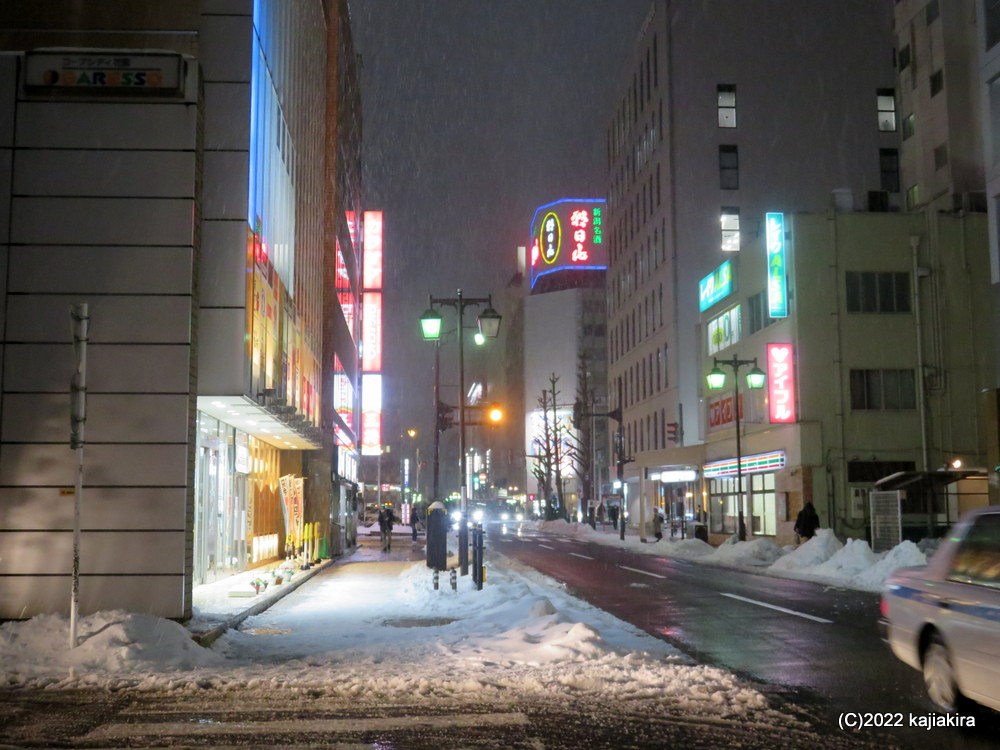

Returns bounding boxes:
[271,569,284,585]
[250,577,268,594]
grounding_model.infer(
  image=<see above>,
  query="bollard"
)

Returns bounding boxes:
[450,568,457,591]
[433,569,439,590]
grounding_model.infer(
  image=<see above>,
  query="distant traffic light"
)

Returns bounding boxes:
[667,421,680,443]
[436,401,455,432]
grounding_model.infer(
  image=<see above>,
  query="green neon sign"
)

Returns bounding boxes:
[699,260,733,311]
[766,212,788,318]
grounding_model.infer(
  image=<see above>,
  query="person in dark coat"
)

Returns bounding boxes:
[794,501,820,541]
[378,506,396,551]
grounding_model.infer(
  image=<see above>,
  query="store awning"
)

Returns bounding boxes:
[874,469,986,492]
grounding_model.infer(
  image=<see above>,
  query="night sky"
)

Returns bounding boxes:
[350,0,652,468]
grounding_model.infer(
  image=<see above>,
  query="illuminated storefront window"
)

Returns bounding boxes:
[707,305,741,355]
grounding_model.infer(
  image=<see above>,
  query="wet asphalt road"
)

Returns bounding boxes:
[491,523,1000,749]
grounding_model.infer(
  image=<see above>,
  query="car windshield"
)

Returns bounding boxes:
[946,512,1000,589]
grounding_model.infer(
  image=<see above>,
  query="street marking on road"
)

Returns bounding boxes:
[720,593,834,624]
[86,712,532,739]
[569,552,594,560]
[538,543,556,550]
[618,565,666,579]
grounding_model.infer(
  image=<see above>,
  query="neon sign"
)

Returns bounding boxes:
[529,199,607,288]
[699,260,733,311]
[361,293,382,371]
[767,343,796,423]
[363,212,383,289]
[766,212,788,318]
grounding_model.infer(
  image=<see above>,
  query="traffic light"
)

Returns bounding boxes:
[436,401,455,432]
[487,403,503,424]
[667,421,680,443]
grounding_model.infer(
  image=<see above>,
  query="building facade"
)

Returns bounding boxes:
[603,1,997,542]
[0,0,364,619]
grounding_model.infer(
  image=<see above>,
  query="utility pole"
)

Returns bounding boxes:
[69,303,89,649]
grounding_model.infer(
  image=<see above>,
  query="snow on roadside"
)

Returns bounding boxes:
[534,519,928,592]
[0,549,784,725]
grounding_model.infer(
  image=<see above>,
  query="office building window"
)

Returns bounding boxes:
[747,291,776,334]
[845,271,911,313]
[933,144,949,170]
[719,145,739,189]
[717,84,736,128]
[987,0,1000,50]
[898,45,911,71]
[880,148,900,192]
[926,0,939,24]
[877,89,897,131]
[930,69,944,97]
[721,207,740,252]
[902,113,915,140]
[850,369,917,410]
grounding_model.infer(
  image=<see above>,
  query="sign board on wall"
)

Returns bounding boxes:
[25,51,185,96]
[767,343,796,423]
[765,212,788,318]
[699,260,733,311]
[529,199,607,288]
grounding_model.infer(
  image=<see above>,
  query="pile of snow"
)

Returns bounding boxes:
[768,529,844,572]
[0,611,221,687]
[706,537,784,567]
[536,520,930,593]
[851,541,926,592]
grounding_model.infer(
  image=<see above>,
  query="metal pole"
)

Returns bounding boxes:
[733,366,747,541]
[69,303,89,649]
[433,341,441,502]
[457,290,469,575]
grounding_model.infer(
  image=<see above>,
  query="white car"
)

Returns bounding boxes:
[880,506,1000,712]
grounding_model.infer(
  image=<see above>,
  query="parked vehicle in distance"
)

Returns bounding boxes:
[880,506,1000,712]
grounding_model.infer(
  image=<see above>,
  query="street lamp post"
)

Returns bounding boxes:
[420,289,501,576]
[706,355,766,541]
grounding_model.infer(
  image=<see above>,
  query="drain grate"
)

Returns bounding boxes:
[383,617,455,628]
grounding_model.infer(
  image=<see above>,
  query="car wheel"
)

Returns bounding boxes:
[923,633,959,712]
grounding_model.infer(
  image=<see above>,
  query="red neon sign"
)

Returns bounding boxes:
[363,211,383,290]
[767,343,796,423]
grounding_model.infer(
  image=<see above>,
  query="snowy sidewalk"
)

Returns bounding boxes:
[187,533,426,644]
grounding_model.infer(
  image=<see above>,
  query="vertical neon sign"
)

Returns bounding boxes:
[767,343,796,423]
[361,211,384,454]
[766,212,788,318]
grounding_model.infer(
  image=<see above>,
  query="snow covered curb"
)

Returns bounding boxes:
[532,521,927,592]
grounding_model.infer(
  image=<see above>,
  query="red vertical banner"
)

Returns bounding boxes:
[767,343,796,423]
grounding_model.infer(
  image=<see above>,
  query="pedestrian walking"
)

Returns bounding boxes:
[609,505,619,530]
[410,509,420,541]
[378,506,396,551]
[651,510,663,542]
[597,503,606,528]
[793,501,820,542]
